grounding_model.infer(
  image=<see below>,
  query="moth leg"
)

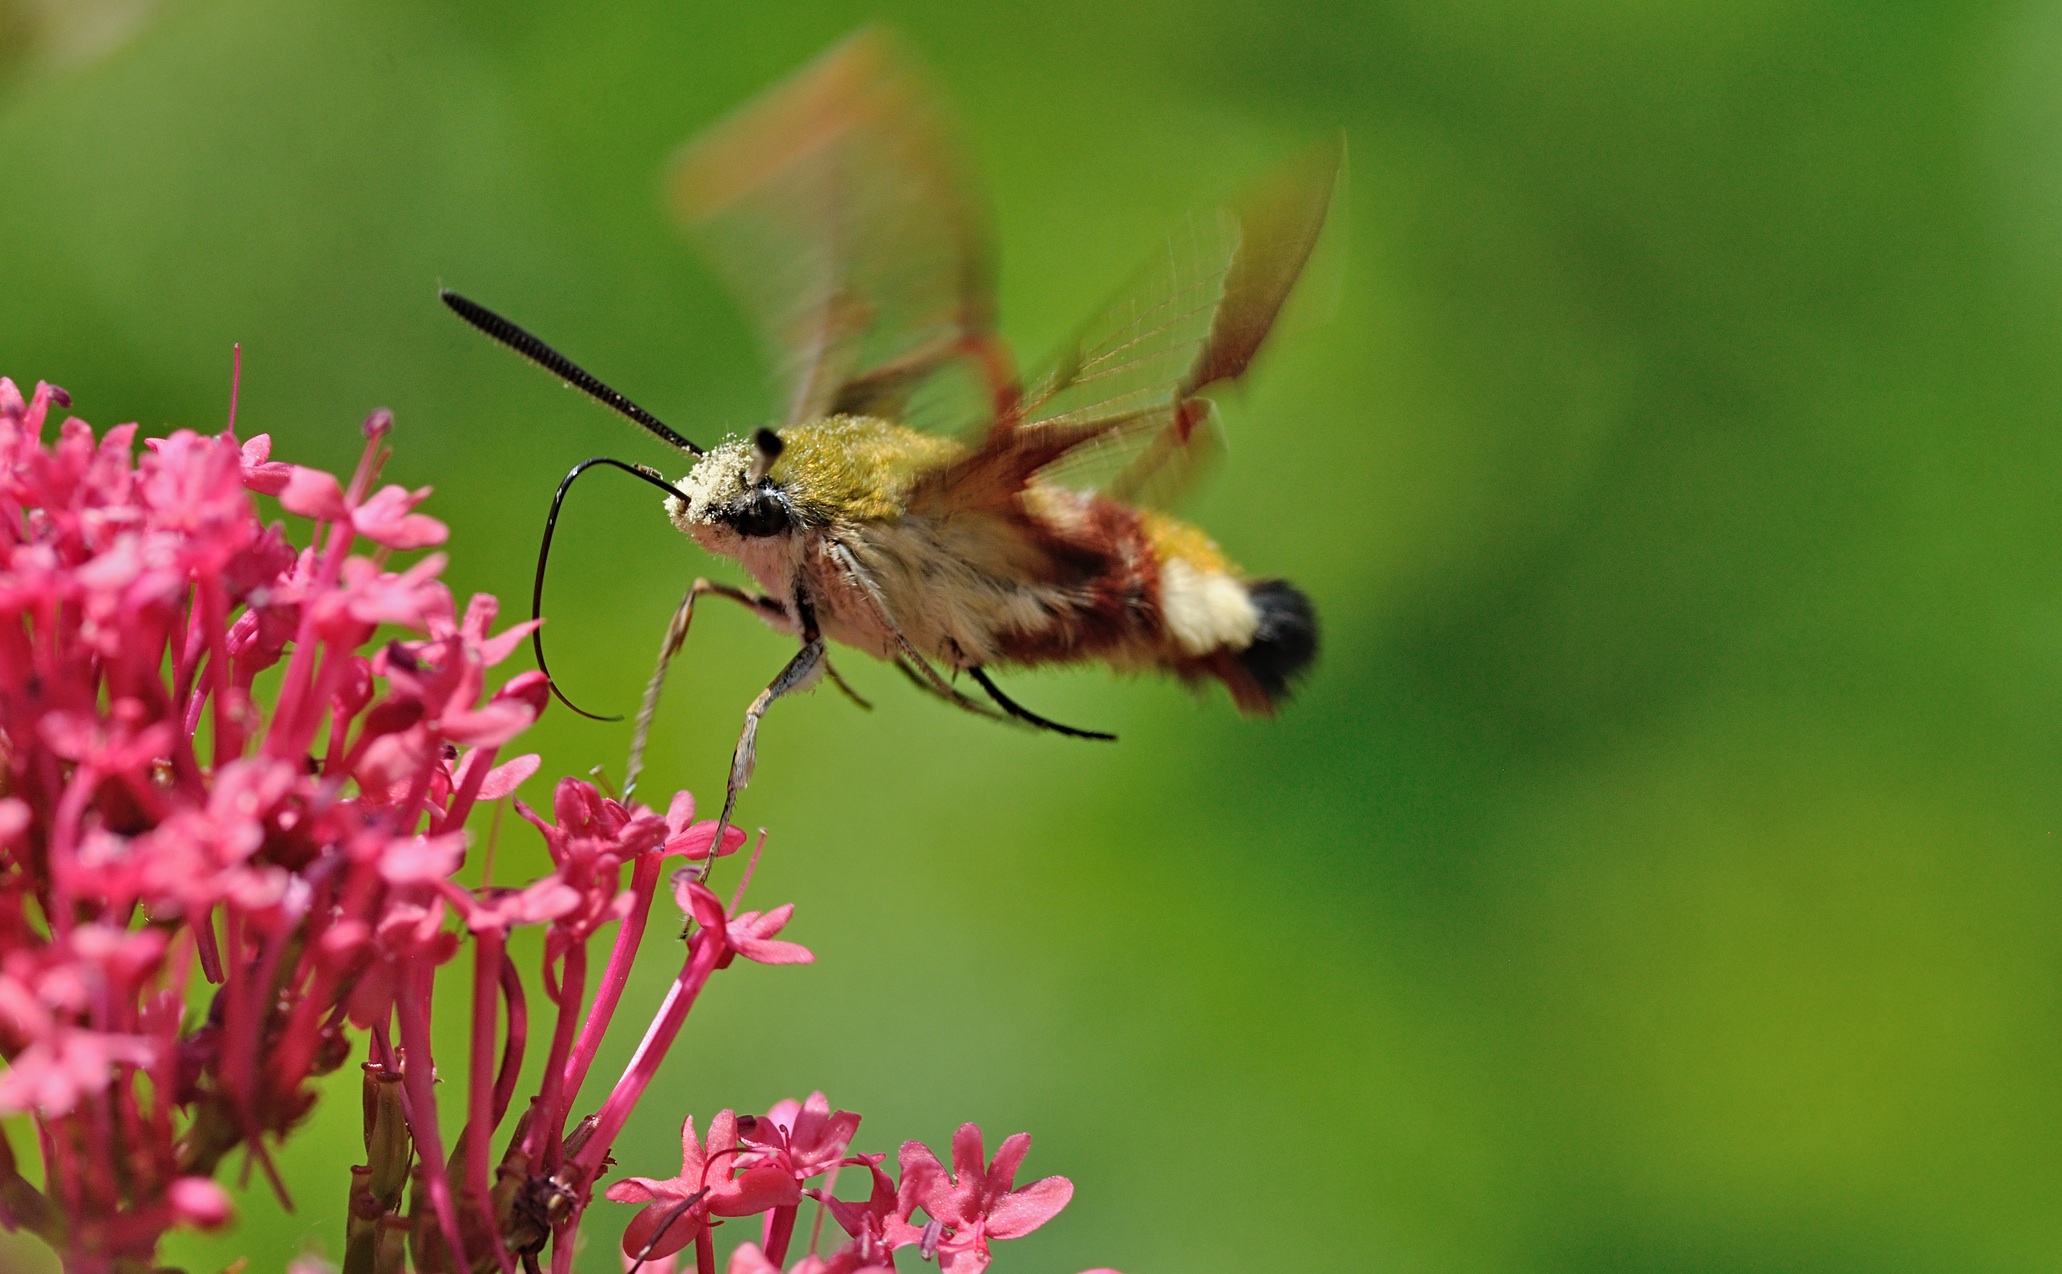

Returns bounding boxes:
[624,577,793,803]
[967,666,1115,742]
[892,654,1007,723]
[823,658,873,711]
[705,611,826,876]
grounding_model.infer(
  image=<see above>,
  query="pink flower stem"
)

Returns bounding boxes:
[762,1204,798,1266]
[728,829,768,914]
[492,948,526,1127]
[555,850,663,1134]
[435,743,497,837]
[573,931,722,1181]
[528,943,585,1170]
[225,344,241,435]
[197,574,236,765]
[467,925,516,1274]
[44,761,95,938]
[192,905,224,985]
[265,518,355,762]
[696,1228,716,1274]
[395,961,470,1273]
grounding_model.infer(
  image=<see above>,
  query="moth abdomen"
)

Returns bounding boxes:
[1234,578,1318,707]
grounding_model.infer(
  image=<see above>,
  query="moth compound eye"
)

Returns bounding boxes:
[732,487,790,538]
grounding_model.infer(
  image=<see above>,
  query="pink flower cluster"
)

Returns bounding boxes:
[611,1099,1075,1274]
[0,378,1109,1274]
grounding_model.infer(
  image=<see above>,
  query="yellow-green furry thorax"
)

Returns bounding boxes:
[765,415,962,523]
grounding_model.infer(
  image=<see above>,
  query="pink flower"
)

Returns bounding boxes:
[892,1126,1074,1274]
[350,483,447,550]
[0,1027,156,1116]
[166,1177,233,1231]
[234,434,292,495]
[813,1155,910,1273]
[605,1111,801,1261]
[378,833,467,886]
[278,467,447,550]
[457,876,582,932]
[660,790,746,862]
[737,1091,860,1182]
[674,880,813,968]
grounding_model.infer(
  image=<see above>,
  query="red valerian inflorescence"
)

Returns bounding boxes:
[0,377,1106,1274]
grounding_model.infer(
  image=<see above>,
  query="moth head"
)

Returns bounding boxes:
[668,427,795,541]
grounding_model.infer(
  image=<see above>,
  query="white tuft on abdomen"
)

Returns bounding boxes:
[1158,558,1259,657]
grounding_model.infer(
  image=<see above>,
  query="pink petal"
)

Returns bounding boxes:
[603,1176,674,1205]
[733,935,814,966]
[279,466,347,520]
[662,820,745,861]
[478,618,541,666]
[986,1132,1032,1194]
[238,435,292,495]
[985,1175,1073,1240]
[762,1098,803,1138]
[665,791,696,830]
[679,1115,707,1177]
[950,1124,988,1192]
[934,1245,991,1274]
[896,1141,947,1218]
[479,753,541,800]
[675,880,730,935]
[727,1244,782,1274]
[619,1203,701,1262]
[168,1177,234,1230]
[710,1164,801,1217]
[706,1110,739,1155]
[439,699,536,747]
[378,833,466,885]
[354,484,449,549]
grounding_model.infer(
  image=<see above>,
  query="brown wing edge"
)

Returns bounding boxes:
[913,134,1346,513]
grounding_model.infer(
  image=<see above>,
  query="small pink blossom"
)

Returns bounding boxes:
[166,1177,233,1230]
[892,1125,1074,1274]
[279,465,347,520]
[661,790,747,862]
[675,880,814,968]
[605,1111,801,1261]
[0,1028,156,1116]
[235,433,293,495]
[738,1091,860,1182]
[350,482,447,550]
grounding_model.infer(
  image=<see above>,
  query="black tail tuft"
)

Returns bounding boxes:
[1238,579,1319,704]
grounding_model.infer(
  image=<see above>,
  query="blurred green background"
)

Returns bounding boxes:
[4,0,2061,1270]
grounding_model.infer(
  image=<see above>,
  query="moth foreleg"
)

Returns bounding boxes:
[705,633,825,876]
[624,577,790,803]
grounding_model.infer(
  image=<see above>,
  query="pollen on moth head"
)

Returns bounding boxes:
[668,437,755,531]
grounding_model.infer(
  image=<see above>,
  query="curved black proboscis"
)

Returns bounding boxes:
[535,457,691,721]
[440,289,703,455]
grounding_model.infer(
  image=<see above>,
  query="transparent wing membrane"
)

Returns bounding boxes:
[667,30,1005,428]
[668,29,1340,513]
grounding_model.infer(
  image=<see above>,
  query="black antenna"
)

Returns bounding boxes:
[535,457,691,720]
[441,289,703,455]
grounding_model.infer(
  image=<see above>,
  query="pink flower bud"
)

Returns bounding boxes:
[167,1177,233,1230]
[495,669,552,716]
[280,466,348,520]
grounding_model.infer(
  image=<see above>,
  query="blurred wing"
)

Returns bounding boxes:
[914,137,1341,513]
[668,30,1006,428]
